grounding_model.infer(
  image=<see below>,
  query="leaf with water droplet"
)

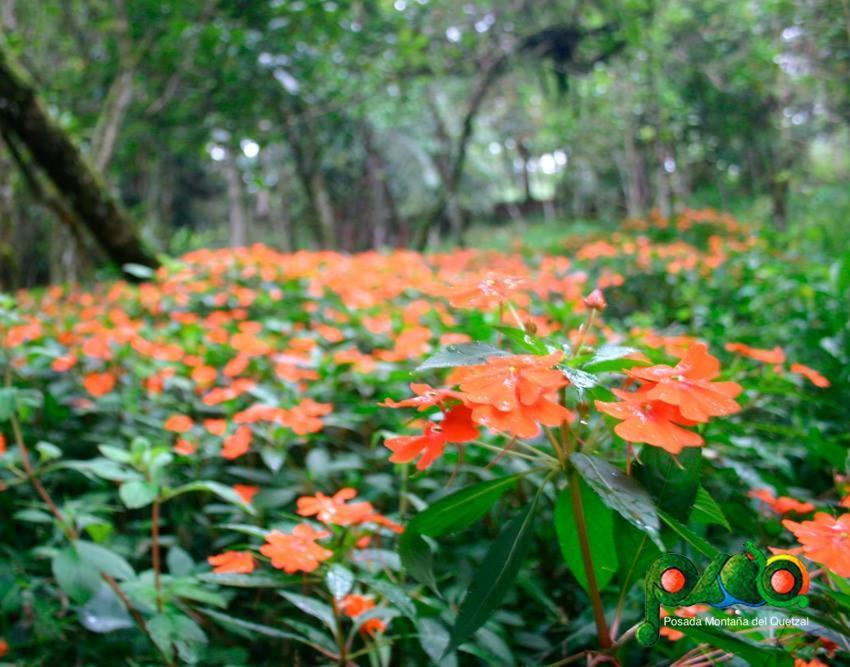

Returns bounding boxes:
[571,453,664,550]
[417,343,509,371]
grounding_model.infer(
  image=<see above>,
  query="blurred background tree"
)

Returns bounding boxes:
[0,0,848,287]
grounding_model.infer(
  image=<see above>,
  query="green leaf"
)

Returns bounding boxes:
[409,474,521,537]
[418,617,457,667]
[161,480,255,514]
[148,612,208,664]
[495,326,550,354]
[35,441,62,461]
[65,459,141,482]
[365,578,417,620]
[122,263,156,280]
[613,516,661,584]
[0,387,17,421]
[197,572,284,588]
[657,510,719,558]
[52,547,102,603]
[14,508,54,523]
[98,445,133,464]
[78,584,134,633]
[554,480,618,593]
[119,480,159,509]
[167,546,194,577]
[75,541,135,581]
[691,486,731,530]
[324,564,354,600]
[635,447,701,522]
[571,453,664,550]
[417,343,508,371]
[199,607,332,652]
[561,367,598,390]
[583,345,642,373]
[280,591,336,633]
[447,494,539,653]
[399,530,437,591]
[169,578,227,608]
[677,624,793,667]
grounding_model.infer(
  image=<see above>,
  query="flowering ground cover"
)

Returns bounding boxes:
[1,209,849,666]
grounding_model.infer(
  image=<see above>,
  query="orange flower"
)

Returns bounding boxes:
[0,638,7,657]
[381,383,461,411]
[164,414,194,433]
[260,524,332,573]
[233,484,259,504]
[790,363,830,388]
[384,408,478,470]
[794,660,829,667]
[595,390,703,454]
[173,438,196,455]
[725,342,786,365]
[204,419,228,436]
[340,594,387,635]
[385,424,447,470]
[448,272,527,310]
[449,352,572,439]
[83,371,116,397]
[223,353,250,377]
[297,488,374,526]
[191,365,217,386]
[364,512,404,534]
[285,399,332,435]
[783,512,850,576]
[0,433,5,456]
[82,335,113,360]
[627,343,742,422]
[51,354,77,372]
[750,489,815,515]
[208,551,255,574]
[5,320,42,346]
[340,593,374,617]
[221,426,252,460]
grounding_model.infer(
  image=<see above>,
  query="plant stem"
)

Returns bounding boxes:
[399,462,409,517]
[331,597,348,666]
[569,467,612,649]
[11,413,78,541]
[151,498,163,612]
[572,309,597,357]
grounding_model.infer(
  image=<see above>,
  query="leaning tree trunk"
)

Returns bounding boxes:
[0,39,158,271]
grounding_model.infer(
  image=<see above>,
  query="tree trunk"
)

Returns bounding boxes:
[309,168,337,249]
[516,139,533,202]
[286,117,337,249]
[279,188,295,252]
[0,40,158,271]
[361,121,401,247]
[223,148,247,247]
[415,58,505,248]
[91,69,134,172]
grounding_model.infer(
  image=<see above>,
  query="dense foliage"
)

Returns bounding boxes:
[1,0,849,286]
[1,208,848,665]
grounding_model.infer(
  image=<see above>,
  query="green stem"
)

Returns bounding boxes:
[151,498,163,613]
[569,467,612,649]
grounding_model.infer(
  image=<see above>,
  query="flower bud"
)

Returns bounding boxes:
[583,288,607,311]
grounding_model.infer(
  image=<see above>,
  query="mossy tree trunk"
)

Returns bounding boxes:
[0,39,158,272]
